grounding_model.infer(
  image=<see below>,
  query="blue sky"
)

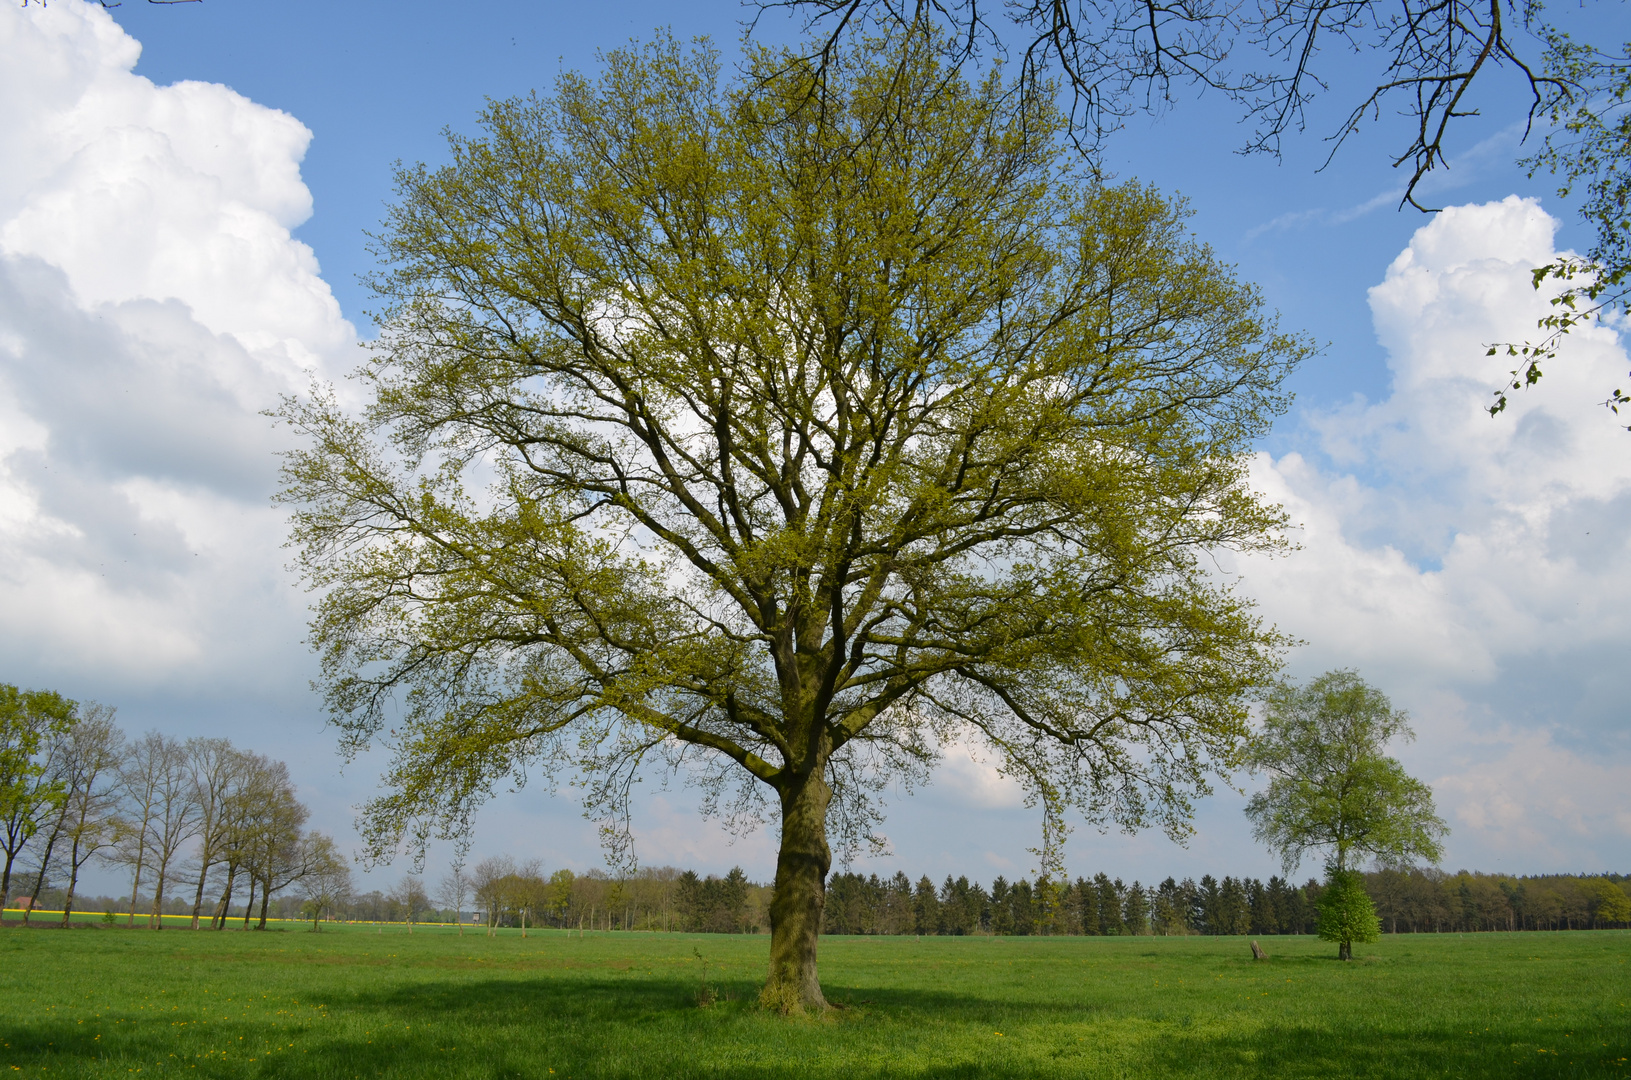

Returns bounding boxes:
[2,0,1628,898]
[104,0,1596,409]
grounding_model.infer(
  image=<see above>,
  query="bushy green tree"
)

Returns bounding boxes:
[1246,670,1447,876]
[1580,878,1631,926]
[1317,870,1382,960]
[278,26,1303,1011]
[546,869,575,926]
[0,684,76,901]
[1246,669,1446,958]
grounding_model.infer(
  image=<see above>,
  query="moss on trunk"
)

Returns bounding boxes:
[760,769,832,1013]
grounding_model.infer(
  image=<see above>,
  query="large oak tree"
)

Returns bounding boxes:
[279,28,1306,1010]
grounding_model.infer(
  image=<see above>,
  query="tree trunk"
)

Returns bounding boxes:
[127,855,145,929]
[150,865,167,930]
[214,864,238,930]
[760,768,832,1013]
[1338,939,1352,961]
[61,836,83,927]
[24,827,63,927]
[190,856,214,929]
[257,878,271,929]
[242,876,256,929]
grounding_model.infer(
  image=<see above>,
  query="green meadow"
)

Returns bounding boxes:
[0,921,1625,1079]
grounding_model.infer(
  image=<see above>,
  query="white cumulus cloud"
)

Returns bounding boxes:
[1236,196,1631,872]
[0,0,353,692]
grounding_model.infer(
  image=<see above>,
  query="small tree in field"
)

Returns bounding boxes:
[391,874,430,933]
[510,862,548,938]
[53,705,124,927]
[279,27,1304,1010]
[297,837,352,931]
[1317,871,1381,959]
[546,869,575,928]
[1245,670,1448,960]
[438,865,470,936]
[470,855,516,935]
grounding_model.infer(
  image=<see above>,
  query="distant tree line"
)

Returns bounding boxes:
[423,860,773,935]
[1368,868,1630,933]
[820,869,1630,936]
[310,861,1630,938]
[9,689,1625,939]
[1,684,346,930]
[822,872,1323,936]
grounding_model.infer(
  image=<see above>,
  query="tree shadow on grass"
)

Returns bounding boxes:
[1,976,1094,1079]
[1136,1019,1630,1080]
[4,970,1624,1080]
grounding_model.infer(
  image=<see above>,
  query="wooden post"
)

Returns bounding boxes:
[1250,940,1268,960]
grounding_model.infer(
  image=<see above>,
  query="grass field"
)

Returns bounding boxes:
[0,921,1625,1079]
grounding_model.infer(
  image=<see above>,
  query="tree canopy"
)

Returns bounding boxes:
[278,27,1306,1010]
[1245,670,1448,876]
[0,683,77,901]
[1317,870,1383,960]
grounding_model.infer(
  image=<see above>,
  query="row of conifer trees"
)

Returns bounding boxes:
[438,862,1631,937]
[820,872,1322,936]
[815,868,1631,936]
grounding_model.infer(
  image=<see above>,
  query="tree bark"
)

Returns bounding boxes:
[190,857,214,929]
[24,823,64,927]
[213,863,237,930]
[61,835,83,927]
[150,864,168,929]
[126,855,145,929]
[760,768,833,1013]
[1338,939,1352,961]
